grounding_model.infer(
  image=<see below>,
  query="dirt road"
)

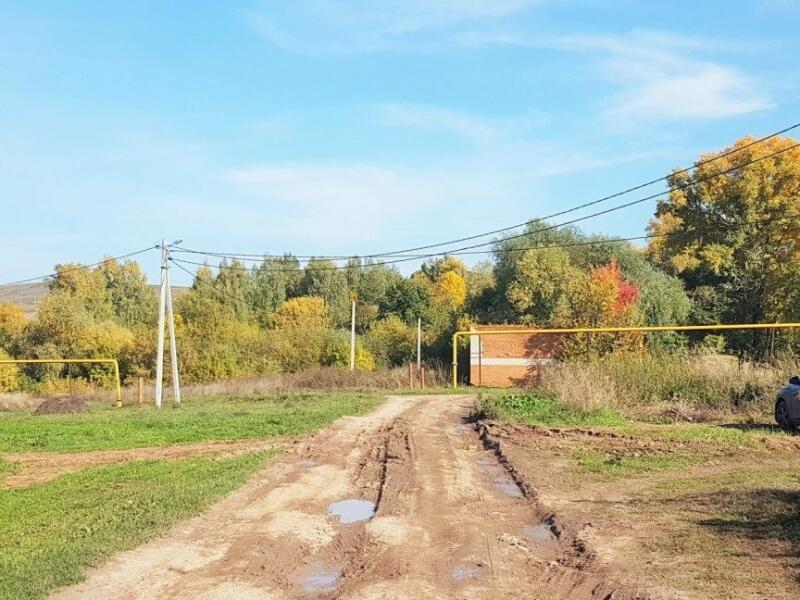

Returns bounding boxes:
[51,395,641,600]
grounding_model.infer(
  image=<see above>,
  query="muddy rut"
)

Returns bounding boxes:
[51,395,644,600]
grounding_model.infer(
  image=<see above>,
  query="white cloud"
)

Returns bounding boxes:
[244,0,542,53]
[226,164,462,242]
[375,103,548,144]
[465,28,773,122]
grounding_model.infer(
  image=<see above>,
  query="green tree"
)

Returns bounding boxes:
[505,247,582,325]
[300,259,351,327]
[98,260,158,327]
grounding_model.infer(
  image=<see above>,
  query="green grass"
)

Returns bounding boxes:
[0,452,273,600]
[480,393,629,428]
[0,459,19,484]
[575,449,702,478]
[638,422,785,445]
[0,392,380,452]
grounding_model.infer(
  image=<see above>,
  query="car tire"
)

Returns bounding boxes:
[775,398,797,433]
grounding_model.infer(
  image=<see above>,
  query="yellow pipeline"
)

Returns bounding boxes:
[0,358,122,407]
[451,322,800,388]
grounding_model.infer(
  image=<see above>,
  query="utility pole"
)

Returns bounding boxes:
[349,295,357,371]
[417,317,422,371]
[154,241,167,408]
[154,239,182,408]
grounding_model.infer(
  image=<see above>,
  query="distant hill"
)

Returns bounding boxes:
[0,283,189,317]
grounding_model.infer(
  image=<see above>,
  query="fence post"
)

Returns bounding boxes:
[408,363,414,389]
[138,377,144,405]
[420,366,425,389]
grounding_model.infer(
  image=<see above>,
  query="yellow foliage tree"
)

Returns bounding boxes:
[0,303,26,348]
[274,296,331,329]
[0,349,19,392]
[434,270,467,310]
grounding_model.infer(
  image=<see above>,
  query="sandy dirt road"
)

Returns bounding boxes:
[51,395,641,600]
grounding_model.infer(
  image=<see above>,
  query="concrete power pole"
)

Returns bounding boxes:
[154,240,182,408]
[349,297,357,371]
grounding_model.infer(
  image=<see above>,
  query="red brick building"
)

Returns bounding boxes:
[469,324,561,387]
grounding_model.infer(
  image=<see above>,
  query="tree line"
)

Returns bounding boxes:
[1,135,799,392]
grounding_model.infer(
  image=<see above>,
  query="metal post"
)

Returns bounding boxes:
[154,240,167,408]
[165,263,181,406]
[350,298,356,372]
[478,334,482,388]
[417,317,422,372]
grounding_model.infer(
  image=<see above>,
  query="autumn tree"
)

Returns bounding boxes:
[648,135,800,354]
[0,303,26,350]
[505,247,582,325]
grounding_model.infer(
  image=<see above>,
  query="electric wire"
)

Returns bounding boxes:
[170,210,800,275]
[171,141,800,272]
[0,246,160,299]
[173,123,800,261]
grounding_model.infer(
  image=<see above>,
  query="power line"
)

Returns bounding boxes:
[172,140,800,271]
[173,122,800,261]
[170,211,800,275]
[0,246,159,294]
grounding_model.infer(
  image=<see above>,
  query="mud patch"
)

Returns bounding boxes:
[263,511,335,550]
[295,561,340,594]
[327,499,375,524]
[523,523,556,542]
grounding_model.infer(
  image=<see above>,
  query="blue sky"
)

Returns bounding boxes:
[1,1,798,284]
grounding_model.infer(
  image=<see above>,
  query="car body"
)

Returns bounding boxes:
[775,376,800,431]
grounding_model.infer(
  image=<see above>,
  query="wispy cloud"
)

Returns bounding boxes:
[244,0,542,53]
[375,103,548,145]
[558,30,773,122]
[462,28,773,123]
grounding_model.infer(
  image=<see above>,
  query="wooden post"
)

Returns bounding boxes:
[408,363,414,389]
[138,377,144,405]
[420,366,425,389]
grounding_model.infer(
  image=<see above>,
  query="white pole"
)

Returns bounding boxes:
[350,299,356,371]
[165,262,181,406]
[417,317,422,371]
[154,240,167,408]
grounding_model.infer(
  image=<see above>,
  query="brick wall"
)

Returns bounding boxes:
[469,325,561,388]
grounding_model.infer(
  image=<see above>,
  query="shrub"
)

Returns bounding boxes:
[364,315,416,367]
[0,349,19,392]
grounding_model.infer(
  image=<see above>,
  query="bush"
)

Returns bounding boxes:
[364,315,416,367]
[0,349,19,392]
[324,334,376,371]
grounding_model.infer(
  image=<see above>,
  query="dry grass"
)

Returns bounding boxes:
[0,366,449,411]
[536,352,800,418]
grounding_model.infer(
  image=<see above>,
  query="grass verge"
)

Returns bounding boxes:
[574,449,702,477]
[0,452,273,600]
[0,392,380,453]
[479,393,629,428]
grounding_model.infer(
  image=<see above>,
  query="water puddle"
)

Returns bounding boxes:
[523,523,556,542]
[451,565,480,582]
[297,562,340,594]
[493,477,523,498]
[327,499,376,524]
